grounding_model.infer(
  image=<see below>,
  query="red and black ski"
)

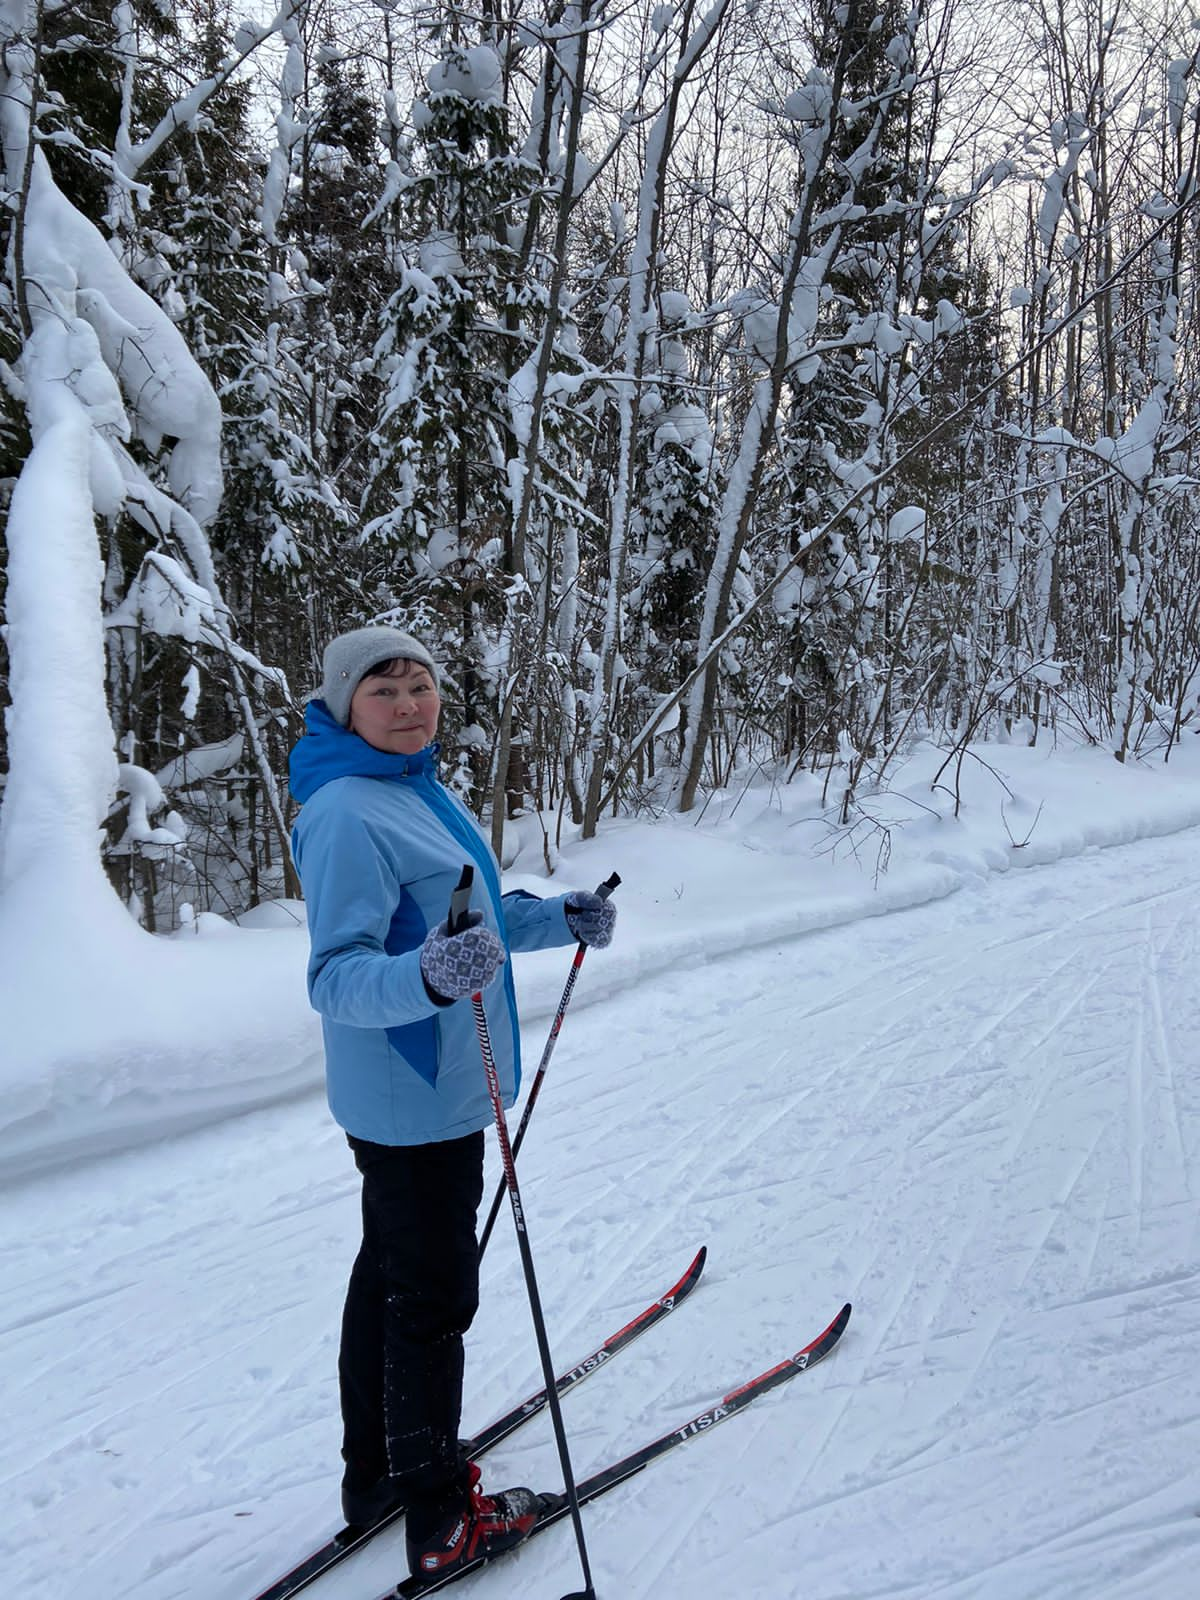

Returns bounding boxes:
[391,1300,852,1598]
[248,1247,706,1600]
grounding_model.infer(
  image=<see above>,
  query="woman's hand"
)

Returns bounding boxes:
[420,913,507,1001]
[565,891,617,949]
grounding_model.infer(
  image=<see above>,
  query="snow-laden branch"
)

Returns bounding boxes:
[261,10,306,248]
[0,320,124,918]
[117,2,306,178]
[18,148,224,521]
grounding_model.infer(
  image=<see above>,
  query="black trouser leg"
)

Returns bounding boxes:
[339,1130,485,1529]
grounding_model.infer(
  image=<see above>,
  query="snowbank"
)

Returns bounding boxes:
[5,733,1200,1181]
[0,914,318,1182]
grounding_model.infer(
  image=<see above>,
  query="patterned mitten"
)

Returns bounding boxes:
[564,891,617,949]
[420,913,506,1001]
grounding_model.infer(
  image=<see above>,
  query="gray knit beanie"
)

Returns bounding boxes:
[319,626,440,726]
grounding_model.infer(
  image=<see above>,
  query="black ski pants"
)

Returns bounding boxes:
[339,1129,485,1525]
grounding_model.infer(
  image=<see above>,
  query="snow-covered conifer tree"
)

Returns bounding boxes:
[361,28,540,809]
[626,291,722,776]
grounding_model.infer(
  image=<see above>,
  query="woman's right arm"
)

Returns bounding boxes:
[296,807,440,1028]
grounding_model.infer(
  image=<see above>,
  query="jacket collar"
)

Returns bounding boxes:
[288,699,439,803]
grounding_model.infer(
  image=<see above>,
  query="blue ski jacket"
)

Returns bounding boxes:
[289,702,576,1146]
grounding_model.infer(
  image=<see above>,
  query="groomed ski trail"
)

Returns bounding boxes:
[3,828,1200,1599]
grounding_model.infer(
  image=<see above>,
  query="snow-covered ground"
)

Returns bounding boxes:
[4,736,1200,1599]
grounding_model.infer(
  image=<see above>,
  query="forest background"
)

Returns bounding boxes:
[1,0,1198,937]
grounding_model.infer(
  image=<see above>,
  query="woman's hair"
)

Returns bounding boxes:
[361,657,433,682]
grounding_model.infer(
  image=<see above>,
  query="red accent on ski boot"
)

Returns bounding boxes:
[407,1462,540,1577]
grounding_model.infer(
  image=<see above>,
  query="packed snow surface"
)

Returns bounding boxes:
[4,736,1200,1599]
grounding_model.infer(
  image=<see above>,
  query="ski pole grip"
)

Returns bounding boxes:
[596,872,621,900]
[448,864,474,935]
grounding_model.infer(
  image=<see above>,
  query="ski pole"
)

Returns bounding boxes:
[477,870,620,1263]
[449,866,597,1600]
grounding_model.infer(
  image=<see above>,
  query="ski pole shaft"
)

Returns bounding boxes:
[478,871,620,1263]
[449,866,597,1600]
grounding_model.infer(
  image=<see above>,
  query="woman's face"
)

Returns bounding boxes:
[349,660,441,755]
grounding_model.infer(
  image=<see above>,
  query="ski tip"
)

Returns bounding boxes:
[804,1301,852,1363]
[665,1245,707,1300]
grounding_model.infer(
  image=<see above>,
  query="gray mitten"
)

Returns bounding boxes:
[420,912,506,1001]
[565,890,617,949]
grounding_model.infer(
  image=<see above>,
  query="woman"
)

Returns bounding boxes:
[288,625,616,1582]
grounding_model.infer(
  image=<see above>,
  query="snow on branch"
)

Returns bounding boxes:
[262,11,306,247]
[118,2,307,179]
[21,150,223,522]
[107,553,289,696]
[0,320,123,907]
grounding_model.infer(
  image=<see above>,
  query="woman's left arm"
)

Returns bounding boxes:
[501,890,577,953]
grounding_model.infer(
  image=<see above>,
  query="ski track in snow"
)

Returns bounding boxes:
[5,833,1200,1598]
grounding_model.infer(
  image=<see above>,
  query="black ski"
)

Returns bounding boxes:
[248,1248,707,1600]
[391,1300,852,1599]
